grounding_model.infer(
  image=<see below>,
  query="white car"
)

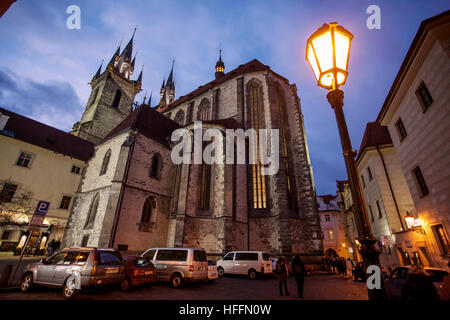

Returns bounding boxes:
[207,260,218,282]
[216,251,272,279]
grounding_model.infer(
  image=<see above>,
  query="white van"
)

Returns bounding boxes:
[140,247,208,288]
[216,251,272,279]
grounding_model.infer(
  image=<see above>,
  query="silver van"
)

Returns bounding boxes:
[21,247,125,299]
[216,251,272,279]
[141,247,208,288]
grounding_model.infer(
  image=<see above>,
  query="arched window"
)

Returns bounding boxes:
[90,88,99,106]
[112,89,122,108]
[149,153,162,180]
[174,110,185,125]
[100,149,111,176]
[84,194,100,229]
[141,196,156,224]
[197,98,211,121]
[246,79,267,209]
[199,163,211,210]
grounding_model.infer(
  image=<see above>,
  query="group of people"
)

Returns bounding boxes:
[46,239,61,256]
[275,256,306,299]
[325,257,355,279]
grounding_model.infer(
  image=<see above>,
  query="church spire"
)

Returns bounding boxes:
[107,44,121,70]
[92,59,103,83]
[215,49,225,79]
[166,59,175,90]
[121,28,136,62]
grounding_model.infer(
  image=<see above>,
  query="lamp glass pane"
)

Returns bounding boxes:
[320,72,333,88]
[307,44,320,80]
[334,30,350,71]
[312,31,333,73]
[337,71,346,86]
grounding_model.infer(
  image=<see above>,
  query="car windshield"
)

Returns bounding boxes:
[134,258,152,267]
[194,250,207,262]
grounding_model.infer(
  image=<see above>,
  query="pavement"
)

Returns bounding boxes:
[0,272,369,300]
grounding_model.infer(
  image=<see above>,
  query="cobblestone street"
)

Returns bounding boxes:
[0,272,368,300]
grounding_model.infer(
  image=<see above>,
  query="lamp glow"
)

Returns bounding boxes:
[306,22,353,90]
[405,212,415,229]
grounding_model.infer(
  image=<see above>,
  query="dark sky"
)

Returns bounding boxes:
[0,0,448,195]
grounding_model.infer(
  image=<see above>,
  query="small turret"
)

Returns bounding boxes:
[215,49,225,79]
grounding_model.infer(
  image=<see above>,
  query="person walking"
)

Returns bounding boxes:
[292,255,306,299]
[345,258,354,280]
[401,264,439,300]
[276,257,290,297]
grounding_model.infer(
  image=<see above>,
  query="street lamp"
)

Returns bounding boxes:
[405,211,415,229]
[306,22,388,300]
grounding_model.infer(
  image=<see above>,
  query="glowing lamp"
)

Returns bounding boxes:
[405,212,415,229]
[306,22,353,90]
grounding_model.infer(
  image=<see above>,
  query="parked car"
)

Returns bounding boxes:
[207,259,218,282]
[216,251,272,279]
[121,256,157,291]
[141,247,208,288]
[20,247,125,299]
[386,266,448,299]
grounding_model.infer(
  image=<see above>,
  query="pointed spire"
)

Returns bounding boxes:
[143,92,147,105]
[137,65,143,83]
[108,45,121,69]
[131,55,136,69]
[161,77,166,90]
[121,27,136,62]
[92,59,103,82]
[148,92,152,107]
[215,48,225,79]
[166,59,175,89]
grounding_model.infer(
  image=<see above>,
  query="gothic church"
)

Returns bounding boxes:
[62,33,323,262]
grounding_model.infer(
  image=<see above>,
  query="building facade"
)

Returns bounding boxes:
[377,11,450,269]
[0,108,94,256]
[62,39,323,262]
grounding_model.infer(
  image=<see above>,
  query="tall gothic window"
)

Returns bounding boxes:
[112,89,121,109]
[90,88,99,106]
[100,149,111,176]
[276,86,297,211]
[174,110,185,125]
[84,194,100,229]
[199,163,211,210]
[141,196,156,224]
[197,99,211,121]
[247,79,267,209]
[149,153,162,180]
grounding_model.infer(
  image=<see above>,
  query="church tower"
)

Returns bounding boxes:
[71,30,142,145]
[158,60,175,107]
[215,50,225,79]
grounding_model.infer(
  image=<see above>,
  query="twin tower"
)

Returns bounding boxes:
[70,30,225,145]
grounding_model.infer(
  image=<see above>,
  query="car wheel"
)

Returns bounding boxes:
[248,269,257,280]
[63,275,78,299]
[121,276,131,291]
[21,273,33,292]
[217,267,224,277]
[171,274,183,288]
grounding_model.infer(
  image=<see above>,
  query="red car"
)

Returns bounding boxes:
[121,256,157,291]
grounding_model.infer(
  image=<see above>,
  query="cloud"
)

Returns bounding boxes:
[0,67,82,131]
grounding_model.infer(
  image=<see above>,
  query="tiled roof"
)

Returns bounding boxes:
[318,194,336,204]
[157,59,271,112]
[357,122,392,160]
[102,104,181,147]
[0,107,95,161]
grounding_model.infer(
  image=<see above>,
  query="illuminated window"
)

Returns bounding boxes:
[16,152,32,168]
[431,224,449,256]
[197,99,211,121]
[247,80,266,209]
[174,110,185,125]
[328,230,334,240]
[100,149,111,176]
[84,194,99,229]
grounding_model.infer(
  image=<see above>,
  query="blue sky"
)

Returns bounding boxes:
[0,0,448,195]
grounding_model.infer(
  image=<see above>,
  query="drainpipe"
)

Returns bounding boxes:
[108,135,136,248]
[376,146,405,231]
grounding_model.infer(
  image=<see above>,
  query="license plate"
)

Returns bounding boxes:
[145,271,153,275]
[105,268,118,274]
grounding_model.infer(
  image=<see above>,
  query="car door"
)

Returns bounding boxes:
[153,249,173,281]
[233,252,248,274]
[220,252,235,274]
[36,252,66,284]
[53,251,78,286]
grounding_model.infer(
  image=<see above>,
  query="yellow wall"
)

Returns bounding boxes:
[0,135,86,235]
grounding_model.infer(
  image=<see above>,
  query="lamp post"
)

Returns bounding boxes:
[306,22,388,300]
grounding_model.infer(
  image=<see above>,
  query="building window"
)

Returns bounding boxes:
[247,79,267,209]
[100,149,111,176]
[360,174,366,188]
[431,224,449,256]
[174,110,185,126]
[0,183,18,203]
[90,88,99,106]
[149,153,162,180]
[112,89,122,109]
[71,165,81,174]
[325,214,331,222]
[369,205,374,222]
[376,200,382,218]
[59,196,72,210]
[395,118,407,141]
[140,197,156,231]
[199,163,211,211]
[81,235,89,247]
[84,194,99,229]
[197,99,211,121]
[328,230,334,240]
[16,152,33,168]
[367,166,373,181]
[412,166,429,197]
[415,81,433,112]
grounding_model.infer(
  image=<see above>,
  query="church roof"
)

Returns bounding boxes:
[357,122,392,161]
[0,107,95,161]
[158,59,271,112]
[102,104,181,147]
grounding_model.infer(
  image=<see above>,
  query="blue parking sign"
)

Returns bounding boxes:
[34,200,50,217]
